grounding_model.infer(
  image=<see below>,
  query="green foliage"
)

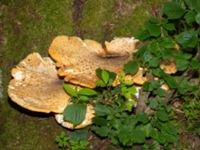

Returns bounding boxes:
[55,131,69,148]
[124,61,139,75]
[95,69,116,87]
[55,131,89,150]
[63,104,87,127]
[61,0,200,149]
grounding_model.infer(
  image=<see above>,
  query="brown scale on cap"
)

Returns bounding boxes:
[8,53,70,113]
[48,36,140,88]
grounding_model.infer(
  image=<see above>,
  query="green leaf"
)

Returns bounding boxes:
[95,80,106,87]
[149,99,159,110]
[145,21,161,37]
[185,0,200,13]
[163,2,185,19]
[135,30,150,41]
[63,104,87,126]
[176,58,189,71]
[132,129,146,144]
[190,58,200,70]
[94,104,112,116]
[159,38,175,49]
[118,126,132,146]
[70,128,88,140]
[124,61,139,75]
[195,13,200,24]
[92,117,107,126]
[155,88,167,97]
[149,57,160,67]
[161,72,178,89]
[101,70,109,84]
[163,23,176,31]
[184,11,196,24]
[176,30,198,48]
[135,112,149,124]
[91,126,109,137]
[78,88,97,96]
[63,83,78,97]
[156,110,169,122]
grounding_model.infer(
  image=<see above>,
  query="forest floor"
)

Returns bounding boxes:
[1,0,197,149]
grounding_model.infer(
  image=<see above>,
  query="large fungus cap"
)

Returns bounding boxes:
[48,36,139,88]
[8,53,70,113]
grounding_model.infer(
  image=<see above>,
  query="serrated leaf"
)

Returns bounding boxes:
[145,21,161,37]
[92,116,107,126]
[161,72,178,89]
[176,58,189,71]
[94,104,112,116]
[101,70,109,84]
[149,99,159,110]
[132,129,146,144]
[163,2,185,19]
[135,112,149,124]
[176,30,198,48]
[185,0,200,13]
[63,104,87,126]
[63,83,78,97]
[156,110,169,122]
[92,126,109,137]
[184,11,196,24]
[78,88,97,96]
[155,88,167,97]
[135,30,150,41]
[124,61,139,75]
[163,23,176,31]
[149,57,160,67]
[190,58,200,70]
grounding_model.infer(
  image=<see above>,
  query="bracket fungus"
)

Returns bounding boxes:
[8,36,175,130]
[48,36,139,88]
[8,53,70,113]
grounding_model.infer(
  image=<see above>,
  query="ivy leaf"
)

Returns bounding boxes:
[176,58,189,71]
[63,83,78,97]
[195,13,200,24]
[124,61,139,75]
[159,38,175,49]
[63,104,87,127]
[184,11,196,24]
[163,2,185,19]
[156,110,169,122]
[101,70,109,84]
[78,88,97,96]
[176,30,198,48]
[92,126,109,137]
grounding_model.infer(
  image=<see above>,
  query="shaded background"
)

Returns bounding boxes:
[0,0,165,149]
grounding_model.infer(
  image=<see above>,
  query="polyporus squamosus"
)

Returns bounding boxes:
[9,36,173,129]
[7,52,94,129]
[48,36,140,88]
